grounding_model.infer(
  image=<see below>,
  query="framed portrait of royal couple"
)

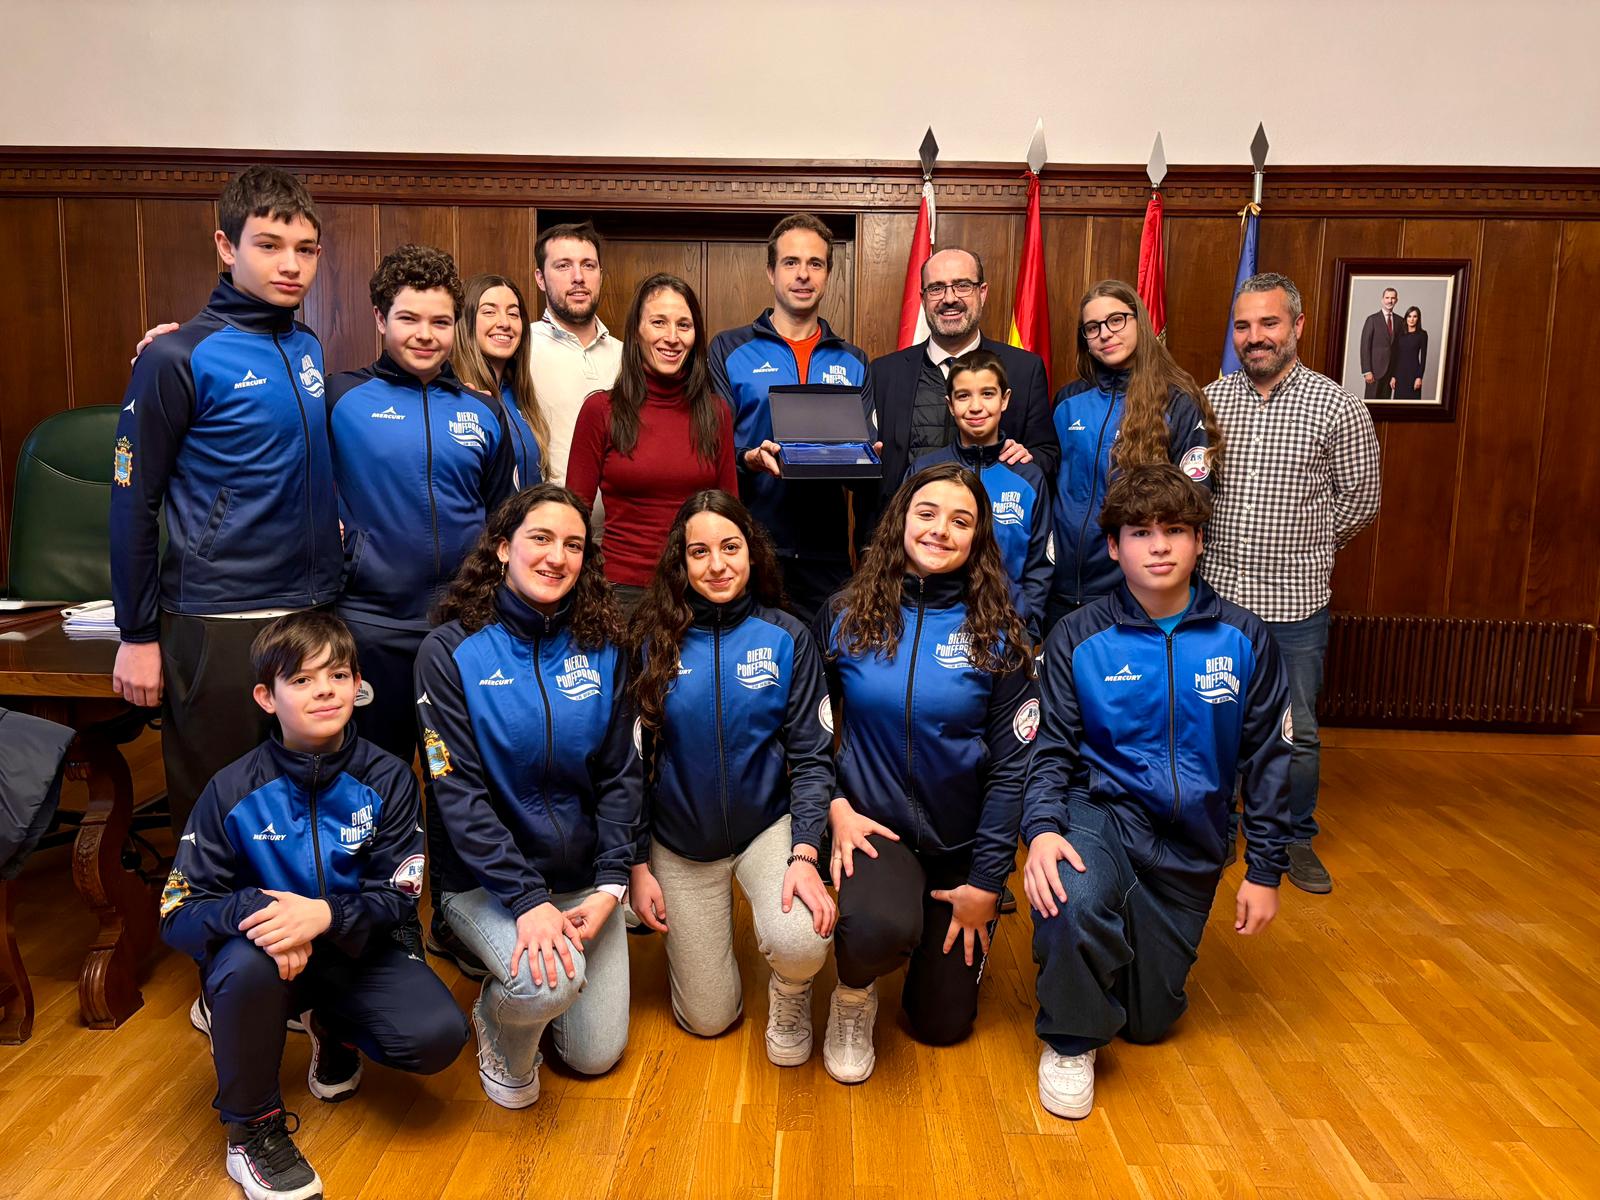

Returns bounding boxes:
[1327,258,1470,421]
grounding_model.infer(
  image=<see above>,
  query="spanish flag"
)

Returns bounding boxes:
[897,177,936,349]
[1007,167,1052,388]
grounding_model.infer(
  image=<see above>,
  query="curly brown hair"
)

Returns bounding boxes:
[628,490,786,730]
[1076,279,1225,479]
[432,484,621,648]
[1097,463,1213,537]
[370,243,464,319]
[833,463,1029,674]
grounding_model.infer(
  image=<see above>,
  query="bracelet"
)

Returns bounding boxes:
[787,852,819,867]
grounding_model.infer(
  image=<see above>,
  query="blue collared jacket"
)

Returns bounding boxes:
[815,570,1037,892]
[111,275,342,641]
[640,590,834,863]
[326,356,515,629]
[161,728,425,964]
[1022,579,1292,904]
[412,586,641,916]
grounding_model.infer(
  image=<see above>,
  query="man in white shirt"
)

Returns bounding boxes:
[527,221,623,484]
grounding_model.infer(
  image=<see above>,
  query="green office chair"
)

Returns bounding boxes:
[6,405,119,601]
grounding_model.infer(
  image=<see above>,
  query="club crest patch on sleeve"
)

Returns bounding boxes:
[1180,445,1211,482]
[819,697,835,735]
[113,437,134,487]
[423,728,452,778]
[1013,698,1041,744]
[160,869,190,918]
[390,853,426,897]
[1280,705,1295,744]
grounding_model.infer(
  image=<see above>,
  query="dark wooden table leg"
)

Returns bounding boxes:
[0,879,32,1043]
[69,728,157,1028]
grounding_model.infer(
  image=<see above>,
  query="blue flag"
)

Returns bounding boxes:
[1219,206,1260,376]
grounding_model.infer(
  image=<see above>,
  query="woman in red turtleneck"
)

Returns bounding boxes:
[567,273,738,618]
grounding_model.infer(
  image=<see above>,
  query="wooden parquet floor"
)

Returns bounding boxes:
[2,728,1598,1199]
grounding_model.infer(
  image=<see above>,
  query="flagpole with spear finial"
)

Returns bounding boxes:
[1008,118,1053,386]
[896,127,940,349]
[1220,123,1269,375]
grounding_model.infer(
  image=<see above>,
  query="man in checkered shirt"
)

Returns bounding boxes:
[1205,272,1380,895]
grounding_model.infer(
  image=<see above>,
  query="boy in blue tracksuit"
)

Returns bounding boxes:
[1022,464,1292,1120]
[708,213,874,623]
[111,166,343,833]
[909,349,1052,641]
[162,611,466,1200]
[325,244,515,767]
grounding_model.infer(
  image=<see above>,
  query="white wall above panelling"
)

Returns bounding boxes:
[4,0,1597,167]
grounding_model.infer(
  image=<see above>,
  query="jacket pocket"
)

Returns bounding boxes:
[343,528,369,594]
[195,488,233,561]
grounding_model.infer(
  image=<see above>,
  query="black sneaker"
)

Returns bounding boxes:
[225,1109,322,1200]
[303,1011,362,1102]
[425,920,489,980]
[1286,841,1333,894]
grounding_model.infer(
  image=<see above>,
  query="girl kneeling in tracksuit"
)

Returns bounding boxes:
[627,489,837,1065]
[815,461,1039,1083]
[412,484,640,1109]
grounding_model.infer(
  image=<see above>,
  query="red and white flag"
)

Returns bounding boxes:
[897,176,936,349]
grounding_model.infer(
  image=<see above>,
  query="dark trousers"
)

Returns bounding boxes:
[202,933,467,1124]
[780,557,852,627]
[1043,596,1085,639]
[1032,801,1211,1056]
[343,617,426,766]
[159,612,280,833]
[611,583,648,624]
[1363,373,1394,400]
[834,835,995,1046]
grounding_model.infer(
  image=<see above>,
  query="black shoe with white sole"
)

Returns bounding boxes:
[425,920,489,980]
[302,1011,362,1102]
[225,1108,322,1200]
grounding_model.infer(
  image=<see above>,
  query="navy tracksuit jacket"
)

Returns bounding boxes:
[639,589,834,863]
[412,586,642,915]
[110,275,342,642]
[908,441,1053,641]
[1023,580,1293,904]
[326,355,516,631]
[816,570,1038,893]
[1050,370,1213,606]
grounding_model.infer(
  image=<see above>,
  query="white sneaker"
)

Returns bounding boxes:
[189,995,212,1045]
[471,986,541,1109]
[1038,1045,1096,1119]
[822,983,877,1083]
[765,973,814,1066]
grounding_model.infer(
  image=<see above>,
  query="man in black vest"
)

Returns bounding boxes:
[866,247,1056,536]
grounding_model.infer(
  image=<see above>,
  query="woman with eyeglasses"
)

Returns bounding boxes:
[1047,280,1224,632]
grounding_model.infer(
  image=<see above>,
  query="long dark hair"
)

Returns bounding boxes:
[453,273,549,457]
[433,483,621,648]
[1076,279,1225,478]
[610,273,722,464]
[833,463,1028,674]
[628,490,785,729]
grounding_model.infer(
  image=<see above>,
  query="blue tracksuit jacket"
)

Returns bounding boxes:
[160,728,425,964]
[412,586,641,915]
[110,275,342,641]
[1050,369,1213,605]
[908,441,1053,641]
[326,356,515,629]
[501,380,543,489]
[640,590,834,863]
[1022,579,1293,904]
[816,570,1038,892]
[708,311,874,560]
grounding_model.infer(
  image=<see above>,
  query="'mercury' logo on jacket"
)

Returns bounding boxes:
[478,668,514,687]
[735,647,781,690]
[556,653,602,701]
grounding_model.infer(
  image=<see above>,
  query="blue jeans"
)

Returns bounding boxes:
[1229,605,1330,847]
[440,886,629,1080]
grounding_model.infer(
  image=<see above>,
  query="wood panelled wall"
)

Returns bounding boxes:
[3,150,1598,707]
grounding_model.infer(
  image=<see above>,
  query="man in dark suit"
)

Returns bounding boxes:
[865,247,1057,534]
[1358,286,1401,399]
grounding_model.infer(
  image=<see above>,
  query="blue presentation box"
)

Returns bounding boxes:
[768,385,881,480]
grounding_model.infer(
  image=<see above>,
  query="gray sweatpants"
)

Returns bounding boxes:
[649,814,830,1037]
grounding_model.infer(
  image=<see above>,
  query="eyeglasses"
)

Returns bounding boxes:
[922,279,980,300]
[1079,311,1135,340]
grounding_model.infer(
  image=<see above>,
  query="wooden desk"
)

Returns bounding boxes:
[0,613,158,1041]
